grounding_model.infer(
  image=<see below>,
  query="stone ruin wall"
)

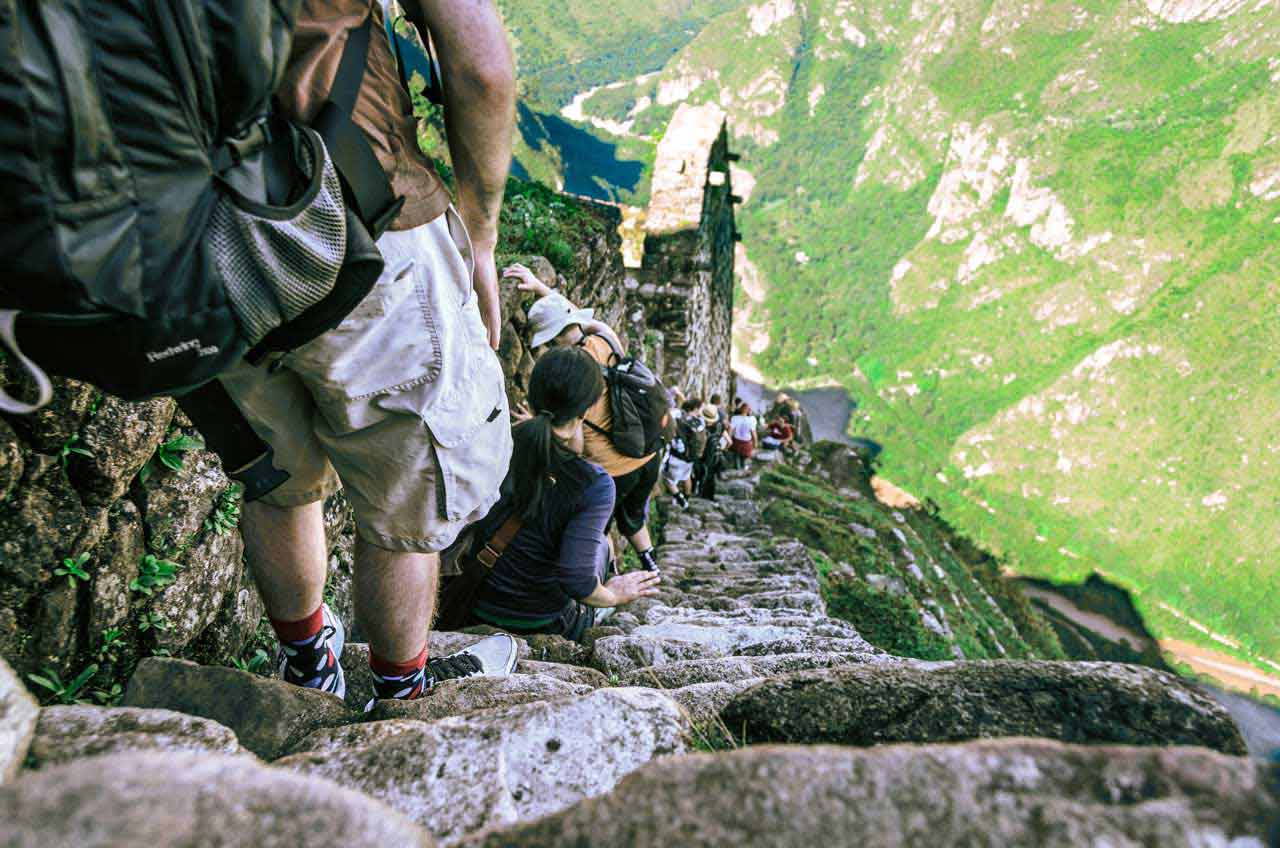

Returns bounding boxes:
[630,104,737,404]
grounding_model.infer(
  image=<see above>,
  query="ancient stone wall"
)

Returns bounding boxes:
[631,103,737,403]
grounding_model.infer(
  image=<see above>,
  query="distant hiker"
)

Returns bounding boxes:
[710,393,730,431]
[729,403,758,468]
[694,402,725,499]
[664,398,707,508]
[506,263,667,572]
[761,416,796,452]
[221,0,521,705]
[441,347,661,641]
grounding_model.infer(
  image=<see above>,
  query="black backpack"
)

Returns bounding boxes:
[587,335,669,459]
[0,2,404,499]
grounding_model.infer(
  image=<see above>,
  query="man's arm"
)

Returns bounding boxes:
[406,0,516,349]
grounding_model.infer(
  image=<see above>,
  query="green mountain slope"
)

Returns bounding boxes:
[516,0,1280,678]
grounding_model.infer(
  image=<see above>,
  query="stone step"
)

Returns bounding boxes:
[621,652,895,689]
[1,752,431,846]
[277,688,687,846]
[122,658,351,761]
[26,705,250,770]
[719,661,1248,754]
[465,740,1278,847]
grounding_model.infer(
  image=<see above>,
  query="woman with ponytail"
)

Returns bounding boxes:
[462,346,662,641]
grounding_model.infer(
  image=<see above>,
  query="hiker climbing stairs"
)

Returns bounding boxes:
[2,449,1273,845]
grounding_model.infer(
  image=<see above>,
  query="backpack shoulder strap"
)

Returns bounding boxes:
[311,12,404,237]
[476,513,524,568]
[331,12,374,114]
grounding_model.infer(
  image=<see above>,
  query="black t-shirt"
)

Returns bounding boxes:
[472,456,615,623]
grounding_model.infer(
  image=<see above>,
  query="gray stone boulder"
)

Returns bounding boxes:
[589,635,722,677]
[279,688,687,845]
[0,657,38,783]
[721,661,1248,753]
[0,752,432,846]
[26,705,249,768]
[123,658,352,760]
[75,395,175,506]
[515,661,609,689]
[665,679,765,729]
[466,740,1279,847]
[621,652,893,689]
[368,674,592,723]
[633,605,865,653]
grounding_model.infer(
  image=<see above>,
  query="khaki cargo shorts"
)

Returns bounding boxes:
[219,207,513,553]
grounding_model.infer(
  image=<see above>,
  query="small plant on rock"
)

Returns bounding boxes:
[129,554,181,596]
[138,432,205,484]
[96,627,125,663]
[137,611,170,632]
[92,682,124,706]
[27,664,98,705]
[57,434,92,470]
[204,484,243,535]
[230,647,272,676]
[53,552,90,589]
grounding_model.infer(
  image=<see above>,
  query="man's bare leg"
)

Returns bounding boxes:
[241,500,327,621]
[353,541,438,663]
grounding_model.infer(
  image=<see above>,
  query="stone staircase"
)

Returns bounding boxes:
[1,467,1276,846]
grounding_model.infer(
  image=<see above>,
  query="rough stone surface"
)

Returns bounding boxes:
[75,396,174,506]
[722,661,1248,753]
[123,658,351,760]
[150,522,245,653]
[468,741,1280,847]
[665,679,765,728]
[27,705,249,768]
[368,674,592,723]
[514,661,609,689]
[0,657,38,783]
[279,688,687,845]
[0,752,432,846]
[589,635,722,677]
[621,652,894,689]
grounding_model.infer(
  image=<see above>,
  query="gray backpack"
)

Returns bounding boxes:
[0,1,404,498]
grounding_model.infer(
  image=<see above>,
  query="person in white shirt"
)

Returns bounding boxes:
[728,403,758,469]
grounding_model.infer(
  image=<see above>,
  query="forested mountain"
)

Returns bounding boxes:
[497,0,1280,682]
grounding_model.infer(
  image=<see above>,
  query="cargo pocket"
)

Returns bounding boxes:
[288,253,443,434]
[420,350,512,524]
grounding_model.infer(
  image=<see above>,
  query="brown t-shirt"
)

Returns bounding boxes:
[581,335,655,478]
[277,0,450,230]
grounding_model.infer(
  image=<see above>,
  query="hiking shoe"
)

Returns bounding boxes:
[638,549,661,573]
[674,492,689,509]
[276,604,346,699]
[430,633,519,683]
[363,633,519,712]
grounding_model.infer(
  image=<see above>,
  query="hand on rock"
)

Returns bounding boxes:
[604,571,661,606]
[502,263,553,298]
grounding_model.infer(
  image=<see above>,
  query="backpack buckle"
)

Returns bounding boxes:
[476,545,501,569]
[213,121,270,173]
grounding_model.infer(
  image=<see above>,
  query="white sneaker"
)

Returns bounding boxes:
[429,633,519,682]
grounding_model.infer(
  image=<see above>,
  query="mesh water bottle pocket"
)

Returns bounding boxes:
[210,125,348,346]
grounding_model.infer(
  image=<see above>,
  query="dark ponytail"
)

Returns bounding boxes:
[510,346,605,519]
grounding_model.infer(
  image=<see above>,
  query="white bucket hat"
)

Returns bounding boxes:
[528,293,594,348]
